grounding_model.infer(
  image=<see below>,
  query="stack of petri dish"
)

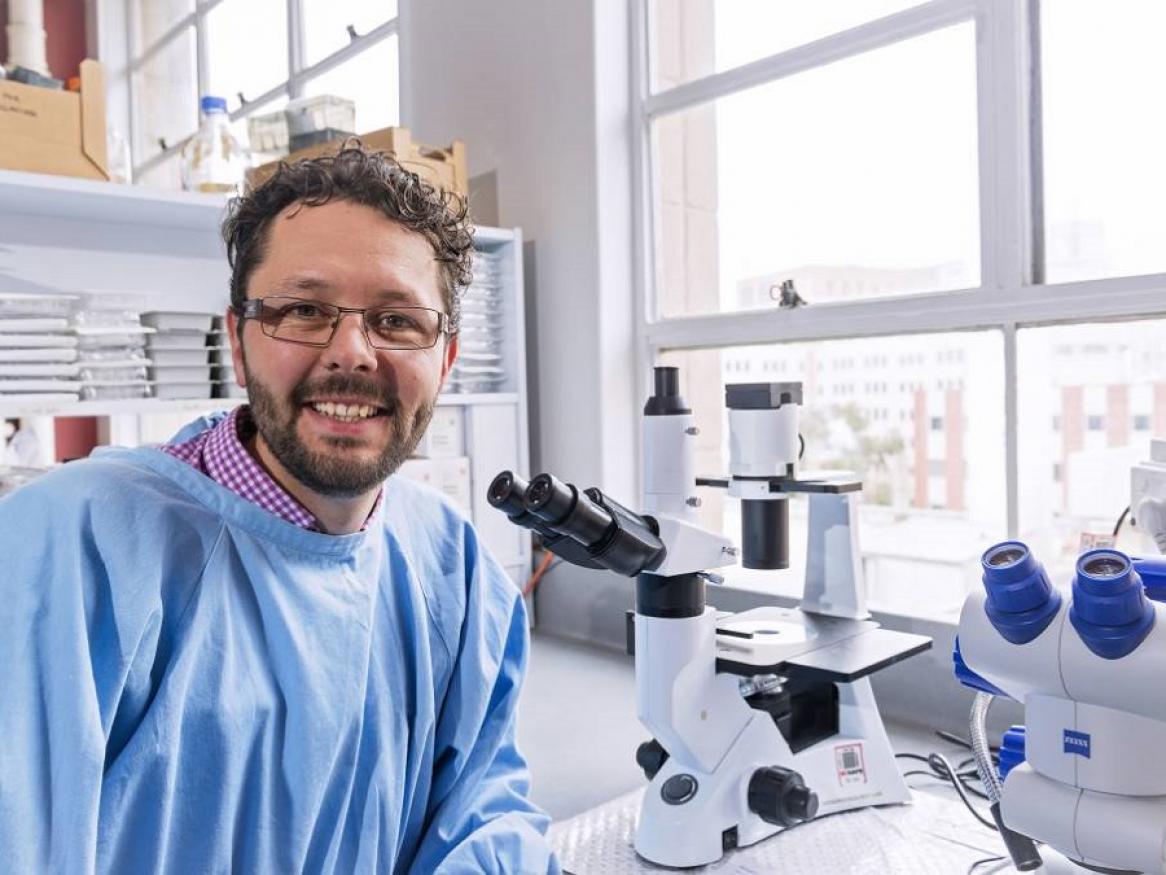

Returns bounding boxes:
[72,297,154,401]
[448,250,507,394]
[141,311,217,399]
[0,293,82,403]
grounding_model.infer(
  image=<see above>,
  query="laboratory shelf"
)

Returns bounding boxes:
[0,167,229,230]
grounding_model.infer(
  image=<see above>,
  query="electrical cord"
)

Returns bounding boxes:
[896,731,1002,832]
[1113,504,1131,537]
[523,551,563,597]
[936,729,999,754]
[896,751,997,828]
[967,854,1007,874]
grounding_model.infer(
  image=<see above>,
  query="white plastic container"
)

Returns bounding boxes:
[150,365,212,384]
[150,348,211,367]
[180,95,250,194]
[141,312,217,332]
[153,382,214,400]
[146,332,212,350]
[284,95,355,136]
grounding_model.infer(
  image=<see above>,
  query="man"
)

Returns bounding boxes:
[0,146,559,873]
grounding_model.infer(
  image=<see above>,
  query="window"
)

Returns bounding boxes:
[1041,2,1166,283]
[636,3,1166,622]
[647,0,921,92]
[652,20,978,318]
[125,0,400,186]
[1017,319,1166,584]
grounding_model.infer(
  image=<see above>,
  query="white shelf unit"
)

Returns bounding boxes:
[0,169,532,586]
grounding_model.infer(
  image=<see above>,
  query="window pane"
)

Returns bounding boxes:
[648,0,919,92]
[1018,319,1166,586]
[302,37,399,135]
[303,0,398,66]
[133,26,198,173]
[1041,2,1166,282]
[206,0,288,110]
[660,330,1005,622]
[654,23,979,318]
[135,0,194,53]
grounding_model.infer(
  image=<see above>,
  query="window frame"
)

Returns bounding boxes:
[630,0,1166,562]
[125,0,400,180]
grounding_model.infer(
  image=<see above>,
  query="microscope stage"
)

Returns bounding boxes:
[713,606,932,682]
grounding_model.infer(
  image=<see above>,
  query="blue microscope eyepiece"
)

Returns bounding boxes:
[979,540,1061,645]
[1077,550,1130,583]
[984,542,1028,571]
[1070,548,1155,659]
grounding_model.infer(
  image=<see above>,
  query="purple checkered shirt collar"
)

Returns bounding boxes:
[161,406,382,532]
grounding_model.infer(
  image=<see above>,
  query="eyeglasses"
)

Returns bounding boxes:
[237,296,449,351]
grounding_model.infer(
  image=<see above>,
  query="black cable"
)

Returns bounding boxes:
[897,751,998,830]
[930,752,998,831]
[936,729,1000,756]
[967,855,1006,874]
[1114,504,1131,537]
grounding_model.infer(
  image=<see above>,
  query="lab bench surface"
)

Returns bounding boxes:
[548,786,1005,874]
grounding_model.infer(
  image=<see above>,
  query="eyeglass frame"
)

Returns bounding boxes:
[235,295,452,351]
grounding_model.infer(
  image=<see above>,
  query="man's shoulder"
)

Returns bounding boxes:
[1,448,207,524]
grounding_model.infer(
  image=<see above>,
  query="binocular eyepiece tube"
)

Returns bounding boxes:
[487,470,667,577]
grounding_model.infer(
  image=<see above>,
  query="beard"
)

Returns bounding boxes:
[243,362,436,498]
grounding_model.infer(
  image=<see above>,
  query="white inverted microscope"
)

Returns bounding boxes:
[953,442,1166,873]
[489,366,931,868]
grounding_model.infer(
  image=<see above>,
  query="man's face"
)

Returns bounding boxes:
[226,199,458,498]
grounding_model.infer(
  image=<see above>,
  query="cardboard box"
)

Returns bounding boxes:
[0,59,109,180]
[248,126,467,200]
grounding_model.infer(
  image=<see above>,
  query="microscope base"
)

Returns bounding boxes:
[634,675,910,868]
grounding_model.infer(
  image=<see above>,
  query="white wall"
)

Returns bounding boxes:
[401,0,637,502]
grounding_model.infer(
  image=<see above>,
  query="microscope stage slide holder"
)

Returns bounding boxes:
[625,606,932,683]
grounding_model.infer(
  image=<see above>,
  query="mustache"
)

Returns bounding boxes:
[292,375,397,411]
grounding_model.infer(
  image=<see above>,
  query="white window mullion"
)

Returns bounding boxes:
[1003,321,1019,537]
[976,0,1038,538]
[630,0,654,500]
[644,0,975,121]
[286,0,305,99]
[648,273,1166,351]
[975,0,1037,291]
[125,0,142,167]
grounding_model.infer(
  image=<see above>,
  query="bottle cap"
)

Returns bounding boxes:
[200,95,229,114]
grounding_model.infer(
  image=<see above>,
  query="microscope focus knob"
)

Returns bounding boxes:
[747,766,819,827]
[635,739,669,781]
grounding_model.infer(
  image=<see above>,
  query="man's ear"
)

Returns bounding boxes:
[439,333,459,392]
[225,307,247,387]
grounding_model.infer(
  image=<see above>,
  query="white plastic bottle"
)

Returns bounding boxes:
[180,96,249,194]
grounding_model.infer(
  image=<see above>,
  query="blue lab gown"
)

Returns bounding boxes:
[0,417,559,874]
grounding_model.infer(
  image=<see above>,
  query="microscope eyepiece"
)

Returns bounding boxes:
[985,544,1027,569]
[486,470,531,517]
[1079,552,1129,579]
[979,541,1061,646]
[525,473,575,519]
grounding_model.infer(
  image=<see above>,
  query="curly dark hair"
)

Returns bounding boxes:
[222,143,474,333]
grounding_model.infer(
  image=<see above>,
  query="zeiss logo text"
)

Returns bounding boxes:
[1063,730,1091,759]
